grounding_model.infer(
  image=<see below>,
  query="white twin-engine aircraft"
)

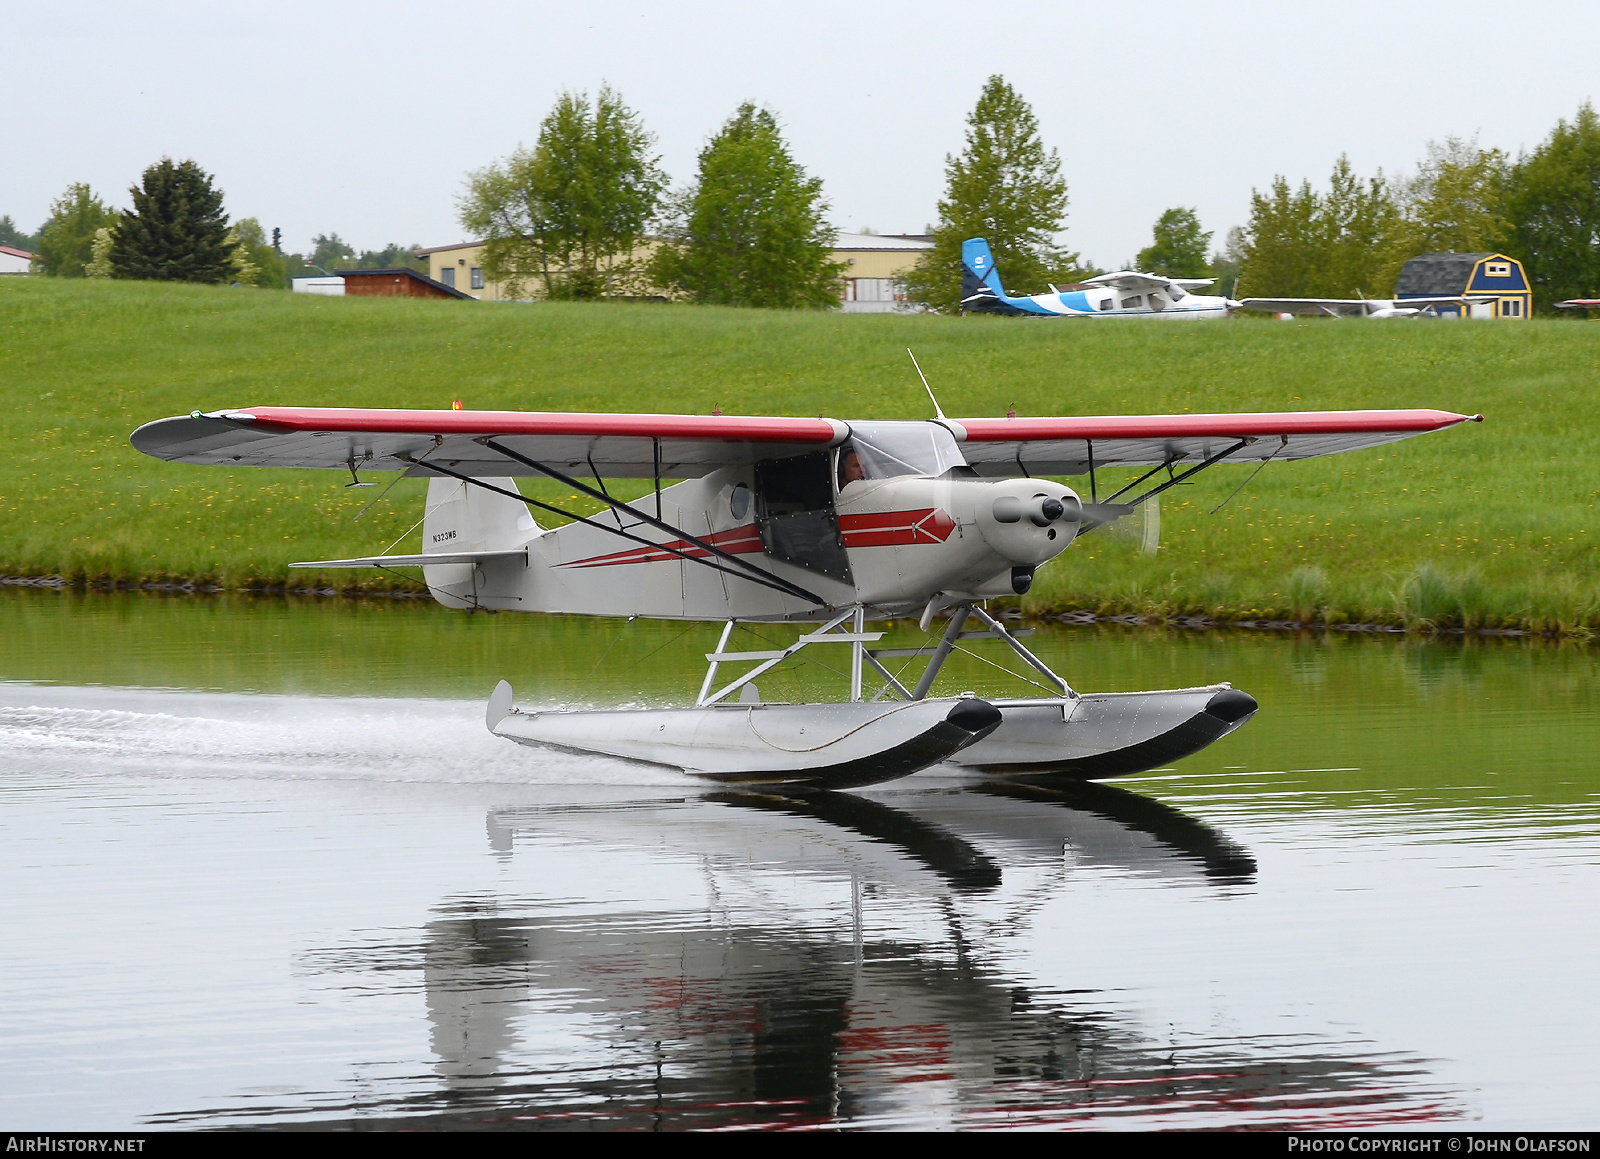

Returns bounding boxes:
[133,402,1481,789]
[960,238,1239,319]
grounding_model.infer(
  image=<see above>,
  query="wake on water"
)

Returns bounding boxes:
[0,684,688,787]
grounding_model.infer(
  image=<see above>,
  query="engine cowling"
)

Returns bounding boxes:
[974,478,1081,567]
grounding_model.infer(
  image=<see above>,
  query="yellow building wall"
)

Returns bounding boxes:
[420,239,924,304]
[422,240,671,302]
[833,249,923,280]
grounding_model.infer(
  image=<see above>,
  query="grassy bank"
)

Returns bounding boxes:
[2,277,1597,632]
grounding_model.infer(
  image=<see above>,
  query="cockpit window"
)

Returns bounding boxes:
[837,422,968,489]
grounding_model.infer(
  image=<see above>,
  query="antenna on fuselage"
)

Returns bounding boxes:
[907,348,946,420]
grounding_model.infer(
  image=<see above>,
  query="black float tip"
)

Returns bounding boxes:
[947,697,1003,734]
[1204,688,1259,724]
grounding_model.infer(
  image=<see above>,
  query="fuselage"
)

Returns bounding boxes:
[969,284,1232,319]
[421,421,1082,622]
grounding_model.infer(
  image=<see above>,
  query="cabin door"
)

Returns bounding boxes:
[753,453,854,584]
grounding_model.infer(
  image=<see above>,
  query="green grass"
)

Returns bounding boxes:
[3,276,1597,631]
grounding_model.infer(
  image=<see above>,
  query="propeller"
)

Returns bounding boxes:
[1080,496,1161,555]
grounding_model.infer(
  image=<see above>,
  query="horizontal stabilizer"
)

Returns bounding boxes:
[289,549,528,569]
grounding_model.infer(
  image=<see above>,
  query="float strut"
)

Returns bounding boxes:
[911,605,972,700]
[966,603,1074,697]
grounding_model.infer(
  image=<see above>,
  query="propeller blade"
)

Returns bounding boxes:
[1079,501,1136,531]
[1078,497,1161,554]
[1141,494,1161,555]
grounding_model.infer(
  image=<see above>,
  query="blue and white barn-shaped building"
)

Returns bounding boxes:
[1395,253,1531,319]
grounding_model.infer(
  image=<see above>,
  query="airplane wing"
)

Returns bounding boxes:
[947,409,1482,476]
[1237,298,1370,317]
[1557,299,1600,308]
[132,406,1481,483]
[1081,271,1207,294]
[1240,295,1493,316]
[131,408,849,480]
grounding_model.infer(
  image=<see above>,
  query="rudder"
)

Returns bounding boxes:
[962,238,1007,308]
[422,476,540,608]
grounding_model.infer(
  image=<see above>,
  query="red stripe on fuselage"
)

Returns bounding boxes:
[558,523,765,569]
[839,508,955,548]
[558,510,956,569]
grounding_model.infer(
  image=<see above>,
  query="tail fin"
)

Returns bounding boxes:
[962,238,1007,305]
[422,476,540,608]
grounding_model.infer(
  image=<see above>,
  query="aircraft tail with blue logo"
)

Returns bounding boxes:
[961,238,1046,316]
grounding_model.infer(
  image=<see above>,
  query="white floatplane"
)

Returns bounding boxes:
[132,396,1481,788]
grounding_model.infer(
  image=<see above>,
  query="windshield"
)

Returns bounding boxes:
[838,422,967,489]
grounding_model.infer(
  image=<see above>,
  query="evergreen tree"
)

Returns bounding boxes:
[903,76,1081,312]
[461,85,666,300]
[110,159,236,283]
[1137,208,1212,277]
[0,215,38,253]
[36,184,118,276]
[1505,102,1600,312]
[651,103,841,308]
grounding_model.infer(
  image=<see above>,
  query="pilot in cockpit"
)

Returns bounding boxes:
[837,447,866,490]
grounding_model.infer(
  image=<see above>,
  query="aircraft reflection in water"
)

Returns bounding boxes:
[271,787,1463,1131]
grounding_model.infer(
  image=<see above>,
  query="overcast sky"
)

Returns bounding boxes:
[9,1,1598,268]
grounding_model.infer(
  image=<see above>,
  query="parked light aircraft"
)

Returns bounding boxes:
[1238,293,1492,319]
[133,397,1480,788]
[961,238,1238,319]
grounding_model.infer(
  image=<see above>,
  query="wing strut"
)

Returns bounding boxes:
[1082,437,1254,532]
[476,436,825,606]
[401,454,825,606]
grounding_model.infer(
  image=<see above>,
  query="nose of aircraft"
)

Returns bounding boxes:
[976,480,1082,567]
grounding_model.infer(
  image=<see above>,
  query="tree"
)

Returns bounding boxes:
[83,229,116,278]
[310,232,356,271]
[1397,138,1510,254]
[460,85,666,299]
[1137,208,1212,277]
[0,215,38,253]
[1505,102,1600,312]
[1317,156,1399,297]
[1236,176,1321,298]
[1370,137,1510,294]
[109,159,236,283]
[227,218,294,288]
[1208,226,1245,299]
[651,103,842,308]
[353,243,427,273]
[36,184,118,276]
[903,76,1082,312]
[1237,156,1398,298]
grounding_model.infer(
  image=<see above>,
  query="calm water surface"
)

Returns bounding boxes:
[2,591,1597,1130]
